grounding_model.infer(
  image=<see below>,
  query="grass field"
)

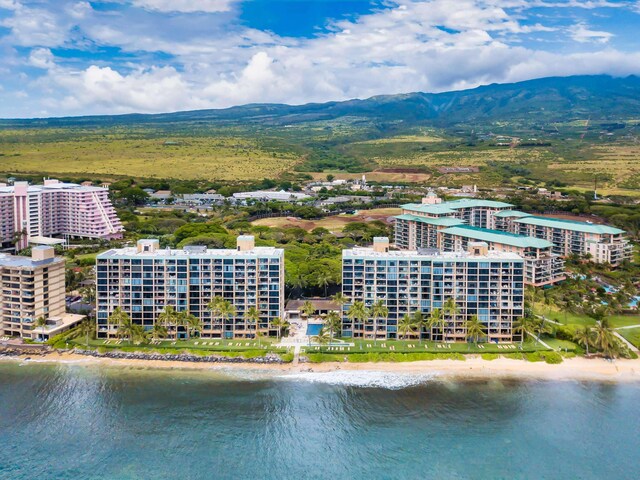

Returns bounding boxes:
[0,129,299,180]
[252,207,400,231]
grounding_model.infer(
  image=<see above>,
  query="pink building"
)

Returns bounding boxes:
[0,179,123,250]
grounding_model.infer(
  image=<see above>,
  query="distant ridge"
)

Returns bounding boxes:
[2,74,640,127]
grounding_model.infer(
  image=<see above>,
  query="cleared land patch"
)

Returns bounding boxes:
[252,207,401,231]
[0,130,299,181]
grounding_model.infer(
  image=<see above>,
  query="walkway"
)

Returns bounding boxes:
[613,331,640,354]
[615,324,640,330]
[276,318,309,365]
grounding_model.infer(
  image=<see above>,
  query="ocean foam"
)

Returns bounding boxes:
[279,370,439,389]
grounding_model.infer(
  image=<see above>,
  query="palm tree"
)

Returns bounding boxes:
[312,325,332,358]
[593,321,616,358]
[413,310,425,344]
[428,308,442,342]
[398,313,416,340]
[324,311,342,341]
[331,292,348,329]
[315,270,333,297]
[218,300,237,340]
[107,307,129,339]
[34,316,47,342]
[246,306,261,341]
[76,319,95,348]
[465,315,486,348]
[179,311,201,339]
[347,301,368,339]
[207,296,224,333]
[370,299,388,344]
[301,300,315,320]
[157,305,178,338]
[271,316,289,340]
[79,284,96,305]
[149,323,168,342]
[443,298,459,340]
[512,318,528,347]
[573,326,593,356]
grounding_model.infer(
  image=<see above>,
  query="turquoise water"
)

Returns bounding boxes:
[1,362,640,480]
[306,323,323,335]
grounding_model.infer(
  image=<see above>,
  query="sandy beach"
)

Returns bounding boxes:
[3,351,640,382]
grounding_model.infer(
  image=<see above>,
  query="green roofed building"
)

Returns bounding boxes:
[394,192,631,267]
[438,225,565,286]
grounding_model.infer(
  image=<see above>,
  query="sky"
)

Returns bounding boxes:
[1,0,640,118]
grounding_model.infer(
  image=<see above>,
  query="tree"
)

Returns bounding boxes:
[324,311,342,340]
[107,307,129,339]
[34,316,47,341]
[398,314,416,340]
[271,317,289,340]
[593,321,616,358]
[179,311,201,339]
[428,308,443,342]
[207,296,224,332]
[246,306,261,340]
[312,325,332,357]
[219,300,237,339]
[347,301,368,338]
[149,323,168,342]
[331,292,348,321]
[301,300,315,320]
[413,310,425,344]
[370,299,389,344]
[512,318,529,347]
[315,269,333,297]
[573,326,594,356]
[465,315,486,348]
[158,305,178,337]
[79,284,96,305]
[76,319,95,348]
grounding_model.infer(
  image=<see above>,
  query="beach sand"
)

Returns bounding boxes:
[3,352,640,382]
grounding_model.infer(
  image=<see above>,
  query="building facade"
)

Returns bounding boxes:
[0,179,123,251]
[96,236,284,339]
[438,225,565,286]
[342,238,525,343]
[492,211,632,265]
[395,195,631,267]
[0,246,66,339]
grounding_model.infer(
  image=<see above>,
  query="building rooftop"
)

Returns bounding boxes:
[514,216,625,234]
[98,245,284,259]
[442,198,514,209]
[395,213,465,226]
[400,203,458,215]
[401,198,513,216]
[343,246,523,262]
[493,210,531,218]
[0,181,108,195]
[441,225,554,249]
[0,253,63,268]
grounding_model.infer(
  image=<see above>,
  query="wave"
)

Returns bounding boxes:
[278,370,440,389]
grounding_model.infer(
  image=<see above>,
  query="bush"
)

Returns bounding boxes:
[481,353,499,361]
[280,353,294,363]
[542,351,563,364]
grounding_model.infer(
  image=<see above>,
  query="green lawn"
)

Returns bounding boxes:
[303,338,551,355]
[535,305,640,328]
[542,337,579,351]
[70,336,287,354]
[618,327,640,349]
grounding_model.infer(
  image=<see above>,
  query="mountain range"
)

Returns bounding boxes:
[2,75,640,128]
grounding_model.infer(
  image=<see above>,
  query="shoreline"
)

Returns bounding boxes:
[2,351,640,383]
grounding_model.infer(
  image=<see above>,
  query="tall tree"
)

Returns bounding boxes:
[246,306,261,340]
[347,301,368,339]
[398,314,416,340]
[370,299,389,344]
[324,311,342,341]
[465,315,486,348]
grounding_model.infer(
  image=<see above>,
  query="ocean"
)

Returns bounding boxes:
[1,361,639,479]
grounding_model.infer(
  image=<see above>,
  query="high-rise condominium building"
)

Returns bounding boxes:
[394,193,631,267]
[0,179,123,251]
[96,236,284,339]
[1,246,83,340]
[342,238,525,343]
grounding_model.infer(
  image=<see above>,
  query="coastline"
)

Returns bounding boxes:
[2,351,640,382]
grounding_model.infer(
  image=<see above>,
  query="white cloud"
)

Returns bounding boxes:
[1,5,68,47]
[2,0,640,116]
[0,0,20,10]
[569,22,613,43]
[28,48,55,69]
[132,0,236,13]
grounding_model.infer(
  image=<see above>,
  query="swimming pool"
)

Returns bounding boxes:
[307,323,323,336]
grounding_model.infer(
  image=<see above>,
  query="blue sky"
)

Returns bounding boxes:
[1,0,640,117]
